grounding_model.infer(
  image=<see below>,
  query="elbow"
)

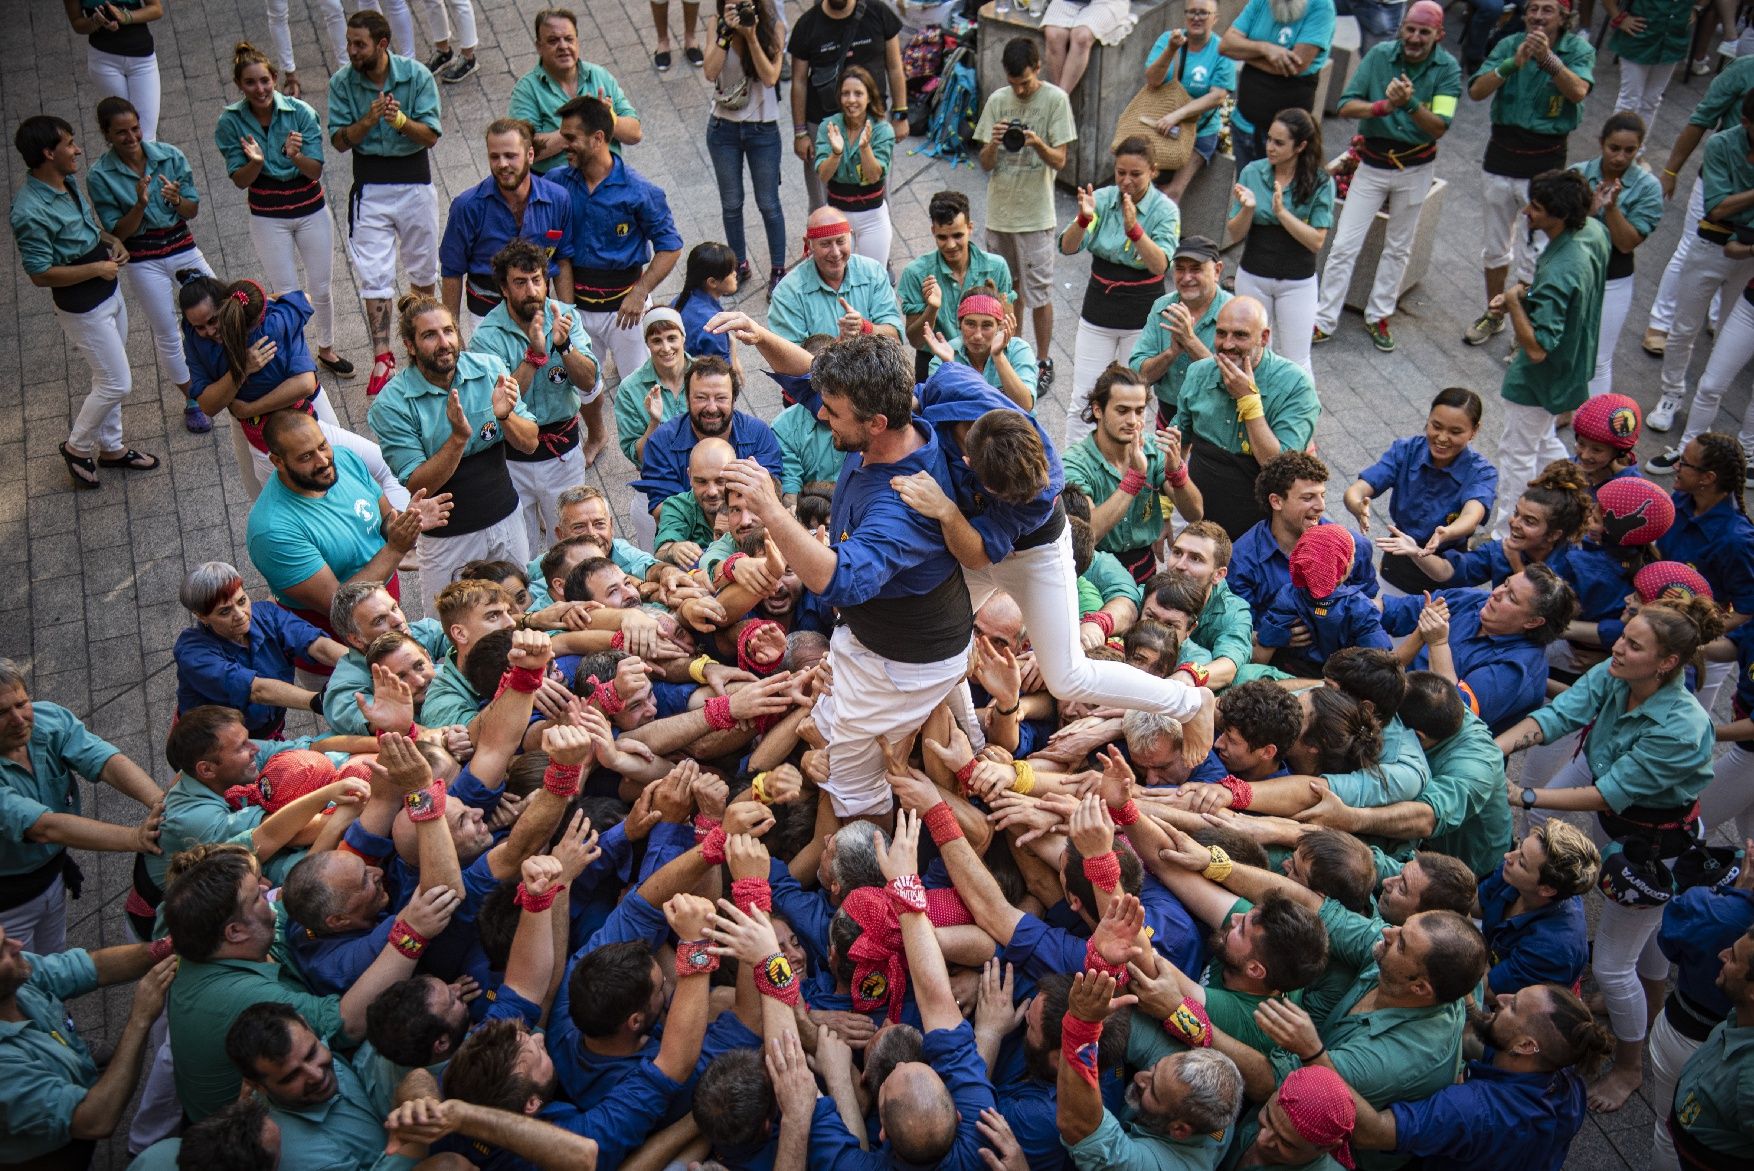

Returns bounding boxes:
[69,1113,122,1143]
[618,120,643,146]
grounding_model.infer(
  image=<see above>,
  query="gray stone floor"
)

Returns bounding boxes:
[2,1,1745,1165]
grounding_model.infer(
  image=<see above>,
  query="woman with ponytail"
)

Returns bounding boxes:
[1379,459,1591,588]
[922,282,1040,411]
[1497,592,1727,1112]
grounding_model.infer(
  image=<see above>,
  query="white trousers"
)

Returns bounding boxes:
[0,875,66,954]
[240,393,409,507]
[509,445,588,558]
[1588,274,1636,396]
[87,48,159,141]
[813,627,972,817]
[416,509,530,614]
[1678,293,1754,453]
[1615,58,1679,129]
[580,304,651,388]
[126,1017,179,1154]
[267,0,416,68]
[1066,319,1142,443]
[1651,181,1722,334]
[1658,244,1754,402]
[412,0,478,50]
[1700,742,1754,844]
[1491,398,1570,539]
[58,288,133,455]
[120,247,210,389]
[1314,160,1435,330]
[1480,170,1543,282]
[252,211,337,350]
[963,527,1202,719]
[845,204,895,270]
[348,182,440,300]
[1235,269,1317,377]
[1646,1007,1698,1171]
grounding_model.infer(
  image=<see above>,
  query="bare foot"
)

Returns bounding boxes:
[1588,1064,1642,1112]
[579,439,607,468]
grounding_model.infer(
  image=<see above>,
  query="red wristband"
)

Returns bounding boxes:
[1165,463,1190,489]
[1082,610,1115,638]
[388,918,428,958]
[699,825,728,866]
[543,760,582,798]
[953,756,980,794]
[1110,799,1140,827]
[148,936,175,963]
[375,723,421,741]
[859,319,875,335]
[922,801,964,845]
[716,552,746,588]
[1610,10,1627,26]
[1118,468,1149,497]
[731,877,773,913]
[404,780,447,823]
[1218,774,1254,811]
[609,630,626,651]
[1082,850,1122,894]
[1061,1013,1103,1087]
[1125,222,1146,243]
[515,882,559,912]
[496,665,545,697]
[1076,212,1094,229]
[703,694,737,730]
[754,951,802,1004]
[1084,937,1131,986]
[1370,98,1392,117]
[676,939,720,977]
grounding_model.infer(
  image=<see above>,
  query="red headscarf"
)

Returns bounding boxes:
[1278,1065,1357,1168]
[1290,524,1356,600]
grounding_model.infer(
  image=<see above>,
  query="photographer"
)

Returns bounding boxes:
[705,0,788,291]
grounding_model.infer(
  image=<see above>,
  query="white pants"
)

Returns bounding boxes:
[1491,398,1570,538]
[268,1,415,67]
[1700,742,1754,844]
[964,527,1202,719]
[1651,181,1723,334]
[240,393,409,507]
[1646,1007,1698,1171]
[121,247,210,389]
[1314,160,1435,330]
[412,0,478,50]
[58,288,133,455]
[1658,244,1754,403]
[1480,170,1543,282]
[1236,269,1317,377]
[0,874,66,954]
[580,304,651,388]
[87,48,159,141]
[126,1021,180,1154]
[416,509,530,614]
[1678,293,1754,453]
[1066,319,1142,443]
[1589,274,1636,396]
[251,210,337,350]
[813,627,972,817]
[1615,58,1679,129]
[846,204,895,270]
[509,445,588,558]
[348,182,440,300]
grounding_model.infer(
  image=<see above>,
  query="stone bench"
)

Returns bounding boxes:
[1314,176,1448,312]
[1323,15,1362,114]
[1175,149,1236,243]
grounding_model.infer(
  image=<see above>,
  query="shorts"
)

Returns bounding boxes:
[1040,0,1138,44]
[986,227,1057,307]
[1192,132,1218,163]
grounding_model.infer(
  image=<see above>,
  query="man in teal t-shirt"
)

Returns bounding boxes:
[1220,0,1337,166]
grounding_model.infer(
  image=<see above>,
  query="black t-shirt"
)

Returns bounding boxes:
[787,0,904,122]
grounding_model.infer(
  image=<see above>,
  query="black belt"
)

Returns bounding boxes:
[1664,988,1724,1044]
[1242,220,1318,282]
[248,172,325,219]
[843,565,973,663]
[0,850,81,912]
[1484,126,1566,179]
[464,276,503,319]
[1013,498,1068,552]
[573,265,643,312]
[435,443,519,535]
[347,149,432,235]
[1236,64,1319,130]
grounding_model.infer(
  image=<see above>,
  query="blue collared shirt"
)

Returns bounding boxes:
[1661,885,1754,1023]
[1659,490,1754,614]
[1478,866,1590,994]
[634,411,784,513]
[439,172,572,284]
[1383,588,1550,733]
[1560,540,1639,624]
[1258,583,1391,664]
[1360,435,1499,547]
[820,421,965,608]
[1442,539,1575,590]
[1227,519,1378,614]
[173,602,325,734]
[552,156,682,271]
[1390,1060,1588,1171]
[674,290,729,360]
[184,291,319,411]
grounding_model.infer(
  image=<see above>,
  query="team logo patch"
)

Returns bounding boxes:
[479,420,502,444]
[353,498,376,525]
[1608,406,1639,441]
[763,953,796,989]
[616,222,631,237]
[1074,1040,1100,1068]
[858,970,888,1002]
[547,364,570,385]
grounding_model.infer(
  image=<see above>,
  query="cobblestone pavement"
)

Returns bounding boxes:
[2,1,1740,1164]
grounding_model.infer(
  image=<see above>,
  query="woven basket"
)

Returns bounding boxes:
[1111,75,1196,173]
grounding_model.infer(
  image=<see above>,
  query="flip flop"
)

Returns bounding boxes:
[58,442,100,489]
[96,449,160,471]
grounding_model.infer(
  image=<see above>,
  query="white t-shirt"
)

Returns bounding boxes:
[714,17,788,123]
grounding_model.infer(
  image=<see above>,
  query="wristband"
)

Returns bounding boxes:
[699,825,728,866]
[747,771,769,805]
[676,939,720,977]
[553,334,571,354]
[860,319,875,335]
[1203,845,1234,883]
[523,345,550,368]
[1061,1013,1104,1088]
[1176,660,1211,688]
[1083,936,1130,986]
[1082,850,1122,894]
[387,918,428,958]
[1301,1045,1327,1064]
[953,756,980,794]
[715,552,746,588]
[1234,392,1266,423]
[1011,760,1036,796]
[703,694,738,730]
[1125,222,1146,243]
[1164,997,1214,1048]
[543,760,583,798]
[1663,167,1679,177]
[731,877,773,913]
[1217,775,1254,812]
[1496,57,1518,77]
[736,619,785,675]
[307,690,325,714]
[689,654,713,685]
[148,935,176,963]
[1165,462,1190,489]
[922,801,964,845]
[1076,212,1095,229]
[584,674,625,716]
[391,110,408,131]
[497,665,546,697]
[375,723,421,741]
[887,873,929,914]
[609,630,626,651]
[994,697,1021,717]
[515,882,560,913]
[404,780,447,823]
[1370,98,1392,118]
[754,951,801,1004]
[1118,468,1149,497]
[1110,799,1141,826]
[1610,10,1627,26]
[1082,610,1115,638]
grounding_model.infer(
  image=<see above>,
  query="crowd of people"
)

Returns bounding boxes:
[8,0,1754,1169]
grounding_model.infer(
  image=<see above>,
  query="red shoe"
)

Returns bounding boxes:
[365,352,396,397]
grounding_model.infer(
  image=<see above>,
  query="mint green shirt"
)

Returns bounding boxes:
[1191,580,1254,670]
[928,336,1040,403]
[327,53,441,157]
[1175,349,1320,457]
[1068,1021,1229,1171]
[421,652,481,729]
[1324,716,1429,808]
[813,114,895,185]
[1671,1014,1754,1160]
[1063,436,1169,554]
[1085,550,1146,607]
[0,702,120,877]
[0,949,100,1163]
[367,352,536,483]
[767,253,904,343]
[1418,708,1512,878]
[216,92,324,181]
[1129,288,1233,409]
[322,618,450,735]
[467,297,595,425]
[87,140,199,236]
[8,175,103,275]
[611,356,687,466]
[1703,125,1754,230]
[773,402,842,496]
[270,1047,418,1171]
[509,62,638,172]
[1072,184,1181,268]
[897,244,1014,341]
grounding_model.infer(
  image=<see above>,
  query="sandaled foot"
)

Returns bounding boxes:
[580,439,608,468]
[1587,1064,1642,1113]
[59,443,100,489]
[97,448,160,471]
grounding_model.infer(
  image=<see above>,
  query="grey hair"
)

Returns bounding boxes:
[0,658,28,695]
[784,630,829,671]
[556,485,605,511]
[280,853,351,936]
[1122,709,1183,756]
[1173,1049,1243,1134]
[179,561,245,616]
[329,579,392,645]
[829,821,887,893]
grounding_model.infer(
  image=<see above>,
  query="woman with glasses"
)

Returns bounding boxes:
[1142,0,1234,205]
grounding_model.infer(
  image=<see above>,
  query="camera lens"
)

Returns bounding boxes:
[1002,124,1026,152]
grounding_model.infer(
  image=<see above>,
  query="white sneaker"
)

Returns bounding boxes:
[1647,395,1683,432]
[1644,446,1683,475]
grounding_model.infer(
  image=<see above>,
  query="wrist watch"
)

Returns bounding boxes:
[1521,787,1537,809]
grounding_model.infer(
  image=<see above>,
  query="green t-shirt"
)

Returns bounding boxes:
[974,82,1077,234]
[1341,40,1464,145]
[1475,32,1596,137]
[773,402,842,496]
[1418,708,1513,879]
[1498,219,1610,414]
[1064,436,1169,554]
[1608,0,1695,65]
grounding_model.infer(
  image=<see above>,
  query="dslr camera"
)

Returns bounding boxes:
[1001,120,1028,152]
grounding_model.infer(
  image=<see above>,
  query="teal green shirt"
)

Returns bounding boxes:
[1175,349,1319,457]
[1499,219,1611,414]
[928,336,1040,402]
[126,1140,182,1170]
[1085,550,1146,608]
[1225,1124,1345,1170]
[700,531,739,581]
[897,244,1014,342]
[1342,40,1463,145]
[1191,580,1254,670]
[0,949,100,1163]
[1573,156,1664,245]
[611,357,687,466]
[1703,125,1754,231]
[656,491,714,550]
[773,402,842,496]
[1129,288,1233,409]
[421,652,481,729]
[1064,436,1169,554]
[1230,160,1336,232]
[87,140,199,236]
[1475,32,1596,137]
[326,54,442,157]
[527,540,657,610]
[466,297,594,425]
[1529,659,1715,812]
[1418,708,1513,879]
[1690,55,1754,130]
[270,1047,418,1171]
[322,618,450,735]
[1324,716,1429,808]
[509,62,638,172]
[1072,184,1181,268]
[767,253,905,344]
[151,774,265,892]
[1608,0,1695,65]
[8,175,104,275]
[0,702,120,876]
[366,352,537,482]
[1067,1047,1227,1171]
[216,92,324,181]
[814,114,895,184]
[1671,1014,1754,1160]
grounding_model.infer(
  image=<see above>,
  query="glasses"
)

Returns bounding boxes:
[1675,457,1703,471]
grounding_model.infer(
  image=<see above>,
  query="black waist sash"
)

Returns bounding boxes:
[506,415,582,463]
[1243,220,1319,281]
[1082,255,1166,329]
[347,149,432,234]
[1237,64,1320,130]
[573,265,643,312]
[826,176,888,212]
[842,565,973,662]
[122,221,196,262]
[434,444,519,536]
[249,171,326,219]
[1485,125,1567,178]
[51,242,118,314]
[1188,435,1268,541]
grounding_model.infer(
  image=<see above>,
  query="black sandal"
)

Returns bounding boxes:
[96,448,160,472]
[58,442,100,489]
[319,352,356,379]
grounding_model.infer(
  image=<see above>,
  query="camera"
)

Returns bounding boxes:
[736,1,756,21]
[1001,121,1027,152]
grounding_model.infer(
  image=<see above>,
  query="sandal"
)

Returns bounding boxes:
[319,352,356,379]
[58,442,100,489]
[654,49,672,71]
[96,448,160,471]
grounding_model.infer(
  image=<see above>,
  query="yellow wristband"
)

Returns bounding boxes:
[689,655,712,685]
[751,772,771,805]
[1011,760,1036,796]
[1663,168,1679,177]
[1203,845,1233,883]
[1235,392,1265,423]
[390,110,408,131]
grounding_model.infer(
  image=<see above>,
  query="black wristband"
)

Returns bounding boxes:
[553,334,571,354]
[995,699,1021,717]
[308,690,325,714]
[1301,1045,1326,1064]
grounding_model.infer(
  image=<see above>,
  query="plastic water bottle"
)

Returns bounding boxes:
[995,0,1013,16]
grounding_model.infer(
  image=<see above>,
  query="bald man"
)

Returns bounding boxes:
[1172,296,1321,538]
[767,208,905,344]
[655,436,735,568]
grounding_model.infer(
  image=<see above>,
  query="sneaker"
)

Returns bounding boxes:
[1645,446,1683,475]
[1647,394,1684,432]
[1463,311,1505,346]
[1642,327,1668,356]
[654,49,672,72]
[735,260,751,285]
[1038,357,1056,393]
[184,404,213,434]
[1311,326,1333,345]
[439,55,478,84]
[1364,319,1394,352]
[1691,55,1713,75]
[425,47,454,72]
[366,352,396,397]
[767,264,786,301]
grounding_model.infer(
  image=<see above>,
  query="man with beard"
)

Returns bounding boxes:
[248,412,453,634]
[655,437,735,569]
[1311,2,1462,354]
[326,10,444,398]
[767,207,905,345]
[1172,297,1320,540]
[636,357,784,519]
[554,94,681,459]
[321,582,454,737]
[511,8,642,177]
[1220,0,1338,168]
[367,297,540,614]
[467,239,600,557]
[440,120,573,337]
[1228,452,1377,615]
[1129,237,1232,423]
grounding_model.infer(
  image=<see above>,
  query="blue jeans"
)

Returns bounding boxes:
[706,116,787,271]
[1464,0,1522,71]
[1336,0,1405,53]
